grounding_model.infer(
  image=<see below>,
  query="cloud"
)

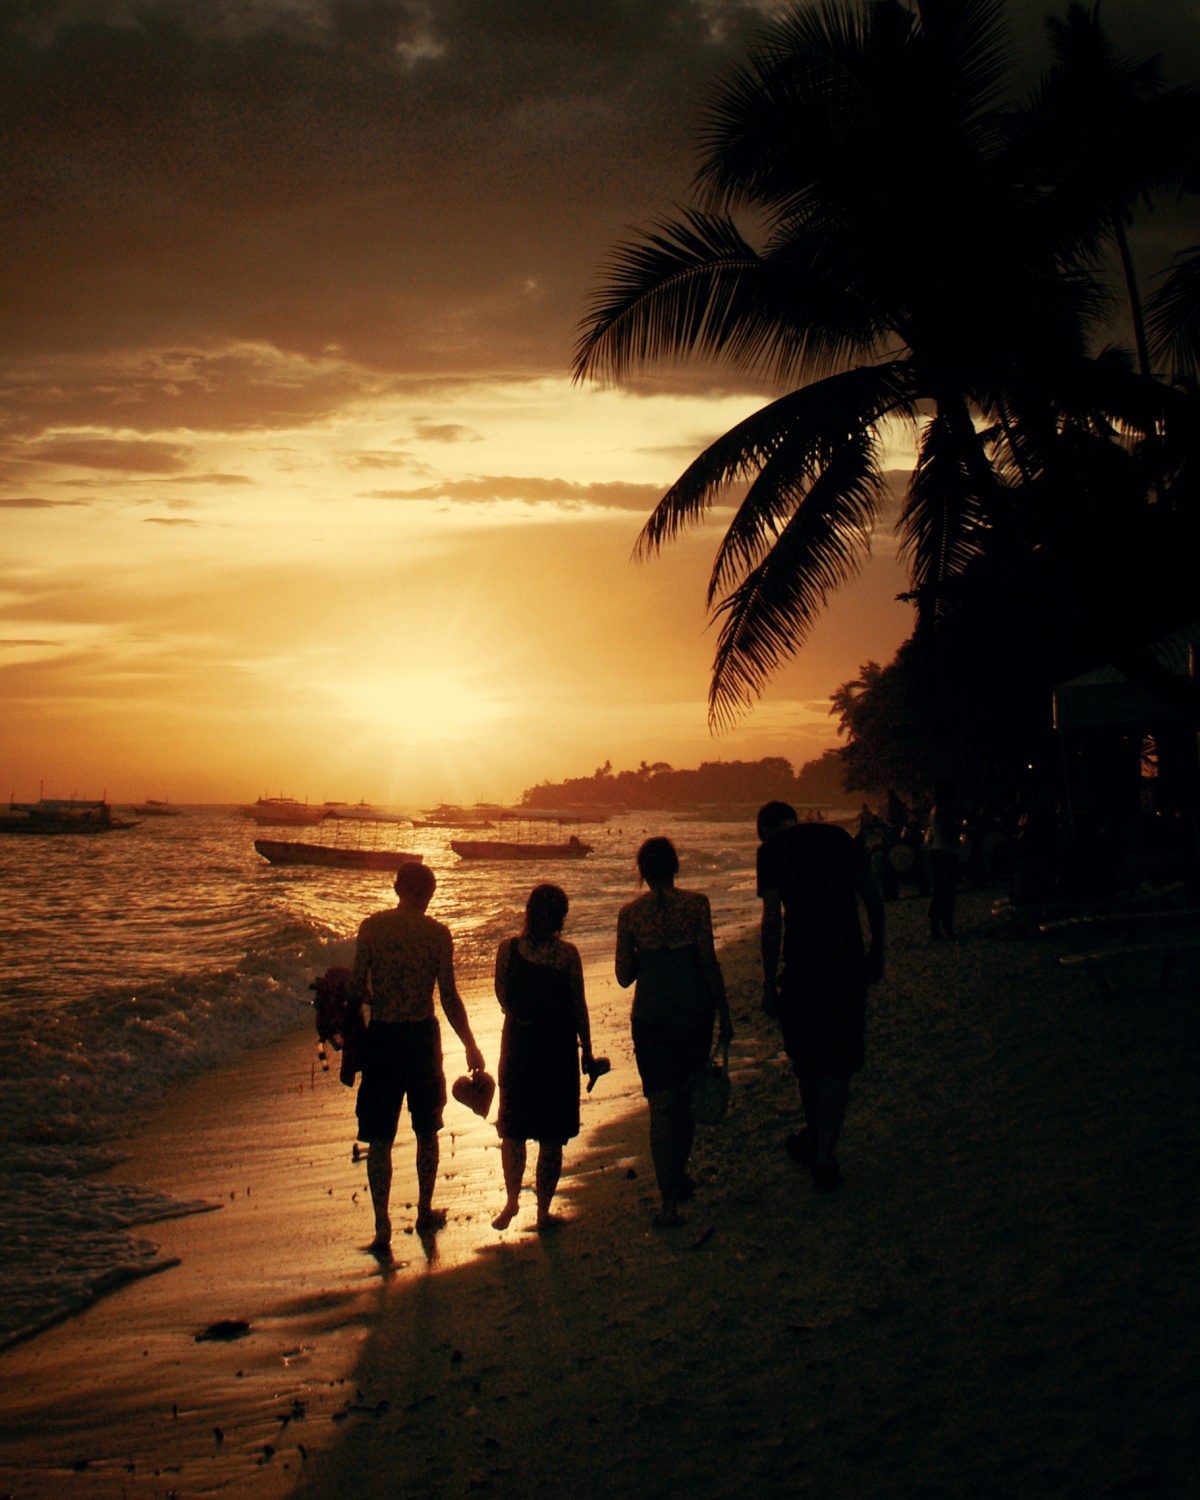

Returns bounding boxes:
[348,451,417,469]
[166,473,254,486]
[0,0,1194,428]
[0,1,776,389]
[26,438,194,474]
[0,496,86,508]
[412,422,479,443]
[634,439,727,460]
[142,516,200,527]
[361,475,666,510]
[0,638,62,647]
[0,344,404,439]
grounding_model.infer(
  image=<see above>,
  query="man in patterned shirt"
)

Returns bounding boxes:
[351,861,486,1249]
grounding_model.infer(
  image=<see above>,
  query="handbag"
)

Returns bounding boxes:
[690,1038,731,1126]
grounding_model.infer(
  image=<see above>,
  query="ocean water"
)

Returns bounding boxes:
[0,805,764,1348]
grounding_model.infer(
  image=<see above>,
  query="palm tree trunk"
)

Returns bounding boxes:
[1113,211,1152,380]
[1112,210,1168,505]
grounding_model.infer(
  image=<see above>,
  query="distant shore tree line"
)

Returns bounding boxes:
[574,0,1200,805]
[519,750,850,812]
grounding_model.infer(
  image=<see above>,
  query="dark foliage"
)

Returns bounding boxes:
[575,0,1200,774]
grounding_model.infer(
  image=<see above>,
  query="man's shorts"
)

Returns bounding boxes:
[356,1018,446,1143]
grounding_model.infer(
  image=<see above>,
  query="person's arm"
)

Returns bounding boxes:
[565,944,594,1065]
[760,887,783,1016]
[614,906,638,988]
[855,867,886,983]
[494,937,512,1014]
[438,930,485,1073]
[695,895,732,1041]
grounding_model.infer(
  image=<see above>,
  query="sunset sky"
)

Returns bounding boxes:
[1,0,1192,807]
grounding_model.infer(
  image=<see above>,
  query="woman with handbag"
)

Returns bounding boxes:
[616,838,733,1227]
[492,883,597,1232]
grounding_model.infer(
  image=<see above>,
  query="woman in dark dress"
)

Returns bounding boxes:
[492,884,596,1232]
[616,838,733,1227]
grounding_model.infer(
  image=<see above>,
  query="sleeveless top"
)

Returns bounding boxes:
[504,939,575,1033]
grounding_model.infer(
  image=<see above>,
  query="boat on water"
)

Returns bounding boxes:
[320,800,391,821]
[410,802,501,829]
[254,807,422,871]
[450,835,592,861]
[0,798,139,835]
[255,839,425,871]
[240,795,326,827]
[450,811,593,861]
[129,798,182,817]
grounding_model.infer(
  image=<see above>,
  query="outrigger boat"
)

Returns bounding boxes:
[254,808,423,872]
[0,798,139,835]
[240,795,326,827]
[450,810,593,861]
[255,840,425,871]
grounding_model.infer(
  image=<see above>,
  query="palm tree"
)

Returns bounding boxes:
[1025,2,1199,381]
[573,0,1187,727]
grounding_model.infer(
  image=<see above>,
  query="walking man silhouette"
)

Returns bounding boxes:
[351,862,485,1250]
[757,801,885,1190]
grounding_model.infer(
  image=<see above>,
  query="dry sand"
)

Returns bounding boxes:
[1,890,1198,1498]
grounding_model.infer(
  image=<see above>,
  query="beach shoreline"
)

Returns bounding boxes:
[0,952,647,1498]
[2,892,1199,1497]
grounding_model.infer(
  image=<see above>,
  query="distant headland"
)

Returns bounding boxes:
[517,750,847,817]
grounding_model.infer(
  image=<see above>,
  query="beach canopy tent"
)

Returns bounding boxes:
[1052,624,1200,858]
[1052,623,1200,732]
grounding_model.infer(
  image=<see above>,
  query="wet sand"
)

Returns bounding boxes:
[2,892,1199,1497]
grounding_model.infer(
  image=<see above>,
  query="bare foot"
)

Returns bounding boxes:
[415,1207,447,1232]
[534,1212,568,1233]
[491,1201,519,1231]
[365,1219,391,1255]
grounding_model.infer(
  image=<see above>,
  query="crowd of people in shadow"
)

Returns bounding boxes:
[857,782,1193,939]
[340,799,888,1249]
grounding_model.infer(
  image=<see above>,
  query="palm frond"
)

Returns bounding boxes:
[696,0,918,211]
[573,210,760,384]
[635,362,913,561]
[1058,352,1188,443]
[697,0,1012,216]
[573,209,886,387]
[898,411,991,620]
[706,364,912,600]
[706,464,880,729]
[1148,245,1200,379]
[916,0,1013,133]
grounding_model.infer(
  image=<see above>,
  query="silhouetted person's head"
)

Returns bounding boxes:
[523,883,569,944]
[933,778,956,805]
[394,861,437,910]
[757,801,797,842]
[636,836,679,889]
